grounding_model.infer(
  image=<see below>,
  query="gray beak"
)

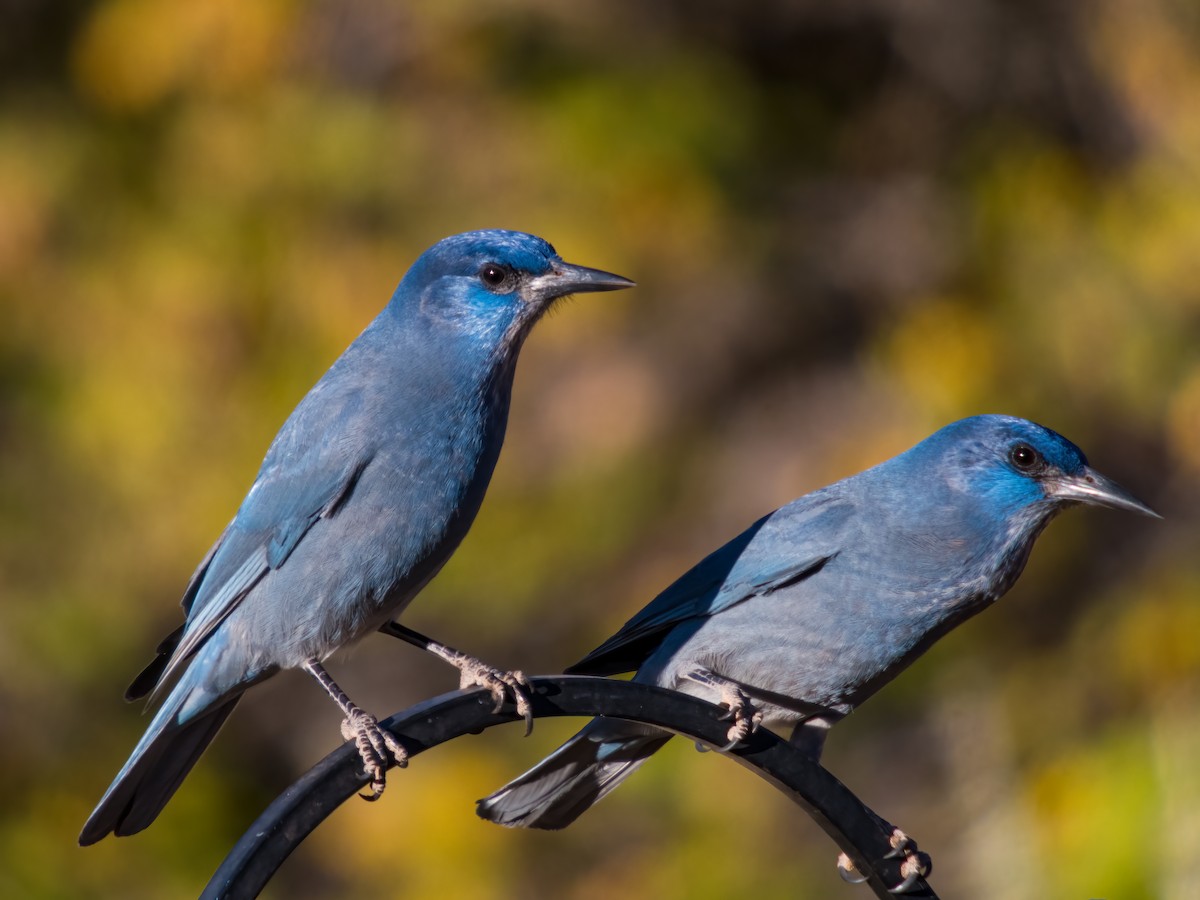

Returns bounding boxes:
[1046,466,1160,518]
[525,261,635,304]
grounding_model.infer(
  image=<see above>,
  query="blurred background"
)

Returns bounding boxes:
[2,0,1198,897]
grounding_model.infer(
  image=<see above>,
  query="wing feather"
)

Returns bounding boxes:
[142,388,372,699]
[570,492,851,675]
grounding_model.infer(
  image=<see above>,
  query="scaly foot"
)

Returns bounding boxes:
[684,667,763,750]
[454,656,534,733]
[378,623,534,735]
[341,708,408,801]
[836,828,932,894]
[427,643,533,735]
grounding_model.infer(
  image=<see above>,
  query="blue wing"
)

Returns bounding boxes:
[146,387,371,699]
[569,491,852,676]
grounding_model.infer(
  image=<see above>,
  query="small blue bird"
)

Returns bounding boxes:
[478,415,1156,836]
[80,230,633,844]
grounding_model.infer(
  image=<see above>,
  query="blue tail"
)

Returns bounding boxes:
[476,719,670,830]
[79,658,243,845]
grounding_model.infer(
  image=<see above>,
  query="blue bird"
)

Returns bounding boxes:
[80,230,633,844]
[478,415,1156,838]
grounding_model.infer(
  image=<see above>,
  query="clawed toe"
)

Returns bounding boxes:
[888,851,932,894]
[885,827,931,893]
[419,638,535,736]
[681,667,763,751]
[376,624,534,727]
[717,694,762,750]
[460,663,534,735]
[304,658,408,801]
[342,708,408,801]
[834,827,931,893]
[837,853,870,884]
[882,828,913,859]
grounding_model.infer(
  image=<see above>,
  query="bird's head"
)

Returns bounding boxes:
[392,230,634,346]
[927,415,1158,522]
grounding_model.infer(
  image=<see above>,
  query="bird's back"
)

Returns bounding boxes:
[581,442,1043,725]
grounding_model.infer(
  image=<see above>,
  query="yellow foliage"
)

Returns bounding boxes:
[72,0,291,112]
[1168,366,1200,473]
[881,299,997,419]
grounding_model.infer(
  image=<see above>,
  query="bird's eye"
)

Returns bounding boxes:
[1009,443,1041,471]
[478,263,514,292]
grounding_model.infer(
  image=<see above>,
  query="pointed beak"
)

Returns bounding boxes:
[524,261,635,305]
[1045,466,1160,518]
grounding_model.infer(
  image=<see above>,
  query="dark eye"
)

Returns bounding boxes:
[1009,442,1041,471]
[478,263,513,292]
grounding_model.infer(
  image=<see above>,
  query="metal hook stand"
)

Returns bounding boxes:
[202,676,937,899]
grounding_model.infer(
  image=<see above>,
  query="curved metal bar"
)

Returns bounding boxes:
[202,676,937,899]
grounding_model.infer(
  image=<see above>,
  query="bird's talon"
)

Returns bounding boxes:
[357,781,385,802]
[455,659,533,733]
[720,704,762,748]
[837,852,870,885]
[712,688,761,749]
[514,688,534,737]
[342,708,407,798]
[882,828,913,859]
[887,849,931,894]
[889,868,920,894]
[834,827,929,892]
[381,731,408,768]
[889,873,919,894]
[681,668,762,749]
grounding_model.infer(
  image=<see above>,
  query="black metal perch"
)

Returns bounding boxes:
[202,675,937,900]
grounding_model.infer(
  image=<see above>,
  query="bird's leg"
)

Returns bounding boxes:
[684,667,763,750]
[836,823,932,894]
[379,621,533,735]
[303,659,408,801]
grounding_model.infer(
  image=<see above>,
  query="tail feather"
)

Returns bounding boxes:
[124,624,185,702]
[80,680,241,845]
[477,720,671,830]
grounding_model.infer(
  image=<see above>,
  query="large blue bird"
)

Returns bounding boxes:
[478,415,1156,837]
[80,230,633,844]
